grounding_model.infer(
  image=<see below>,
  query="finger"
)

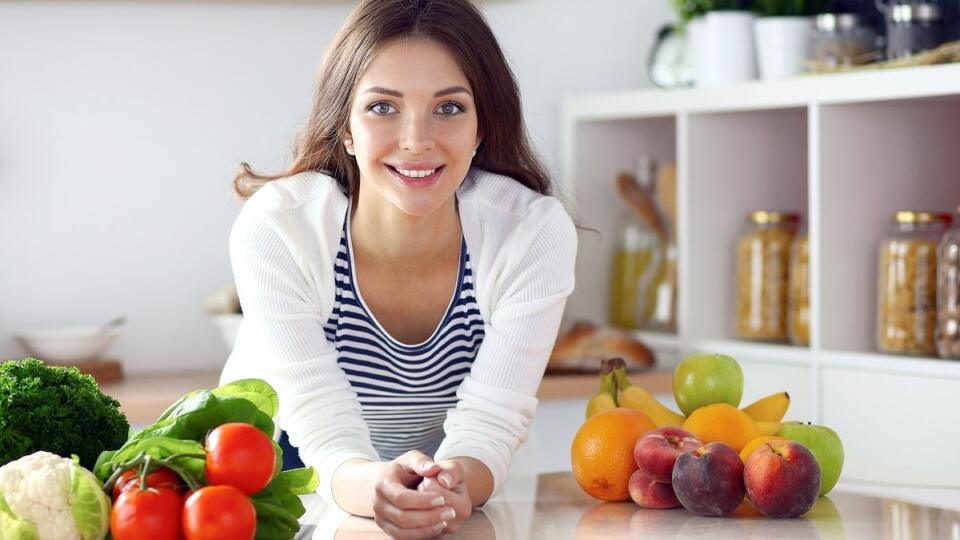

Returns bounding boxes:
[375,515,448,540]
[415,478,471,527]
[376,478,447,510]
[395,450,442,477]
[378,501,457,530]
[433,460,464,490]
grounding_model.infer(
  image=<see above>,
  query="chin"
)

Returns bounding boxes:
[389,193,453,217]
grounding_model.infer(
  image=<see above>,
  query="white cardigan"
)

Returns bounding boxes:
[220,167,577,507]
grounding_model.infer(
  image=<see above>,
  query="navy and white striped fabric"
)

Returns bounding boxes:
[321,215,486,460]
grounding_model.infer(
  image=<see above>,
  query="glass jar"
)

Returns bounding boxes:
[937,207,960,359]
[877,211,952,355]
[736,211,801,341]
[884,2,949,60]
[609,208,665,329]
[812,13,881,68]
[788,230,810,346]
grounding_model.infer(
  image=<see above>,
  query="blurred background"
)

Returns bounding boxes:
[0,0,674,374]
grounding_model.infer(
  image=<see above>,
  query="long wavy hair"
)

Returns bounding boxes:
[234,0,551,199]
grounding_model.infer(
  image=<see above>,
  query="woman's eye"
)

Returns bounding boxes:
[369,102,396,115]
[437,102,465,115]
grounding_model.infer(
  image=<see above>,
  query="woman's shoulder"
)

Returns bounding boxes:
[461,167,573,236]
[461,167,570,225]
[242,170,347,216]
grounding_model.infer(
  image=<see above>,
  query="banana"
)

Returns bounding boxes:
[585,360,618,419]
[756,421,782,436]
[611,360,685,427]
[742,391,790,422]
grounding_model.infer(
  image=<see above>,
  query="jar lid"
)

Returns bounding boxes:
[894,210,952,224]
[748,211,801,225]
[890,3,942,24]
[816,13,862,32]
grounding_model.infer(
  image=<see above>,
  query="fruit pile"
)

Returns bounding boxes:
[571,353,844,519]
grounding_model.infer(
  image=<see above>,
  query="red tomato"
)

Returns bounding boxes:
[112,467,182,500]
[205,422,276,495]
[110,486,184,540]
[182,485,256,540]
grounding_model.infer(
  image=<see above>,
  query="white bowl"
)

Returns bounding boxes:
[14,326,119,364]
[211,314,243,351]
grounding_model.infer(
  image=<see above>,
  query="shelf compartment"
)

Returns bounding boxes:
[818,96,960,355]
[685,107,808,344]
[820,366,960,488]
[565,115,677,329]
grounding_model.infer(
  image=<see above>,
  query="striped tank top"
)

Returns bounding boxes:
[322,212,486,460]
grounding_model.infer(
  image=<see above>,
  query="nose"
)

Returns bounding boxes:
[399,111,434,154]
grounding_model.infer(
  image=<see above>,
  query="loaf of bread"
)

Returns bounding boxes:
[548,321,656,373]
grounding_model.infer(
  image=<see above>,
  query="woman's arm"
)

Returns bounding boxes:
[228,209,380,508]
[434,200,578,500]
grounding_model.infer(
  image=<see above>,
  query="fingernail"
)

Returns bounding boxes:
[421,461,436,471]
[431,496,445,506]
[434,521,447,532]
[441,508,456,521]
[440,473,454,486]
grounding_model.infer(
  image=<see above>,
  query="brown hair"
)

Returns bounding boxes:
[234,0,551,199]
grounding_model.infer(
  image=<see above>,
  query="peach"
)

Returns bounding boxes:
[628,469,680,509]
[634,427,702,483]
[744,439,820,518]
[671,442,745,517]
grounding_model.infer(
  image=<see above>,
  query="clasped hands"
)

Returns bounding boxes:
[372,450,473,539]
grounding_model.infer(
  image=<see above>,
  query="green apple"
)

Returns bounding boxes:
[672,353,743,416]
[777,422,845,496]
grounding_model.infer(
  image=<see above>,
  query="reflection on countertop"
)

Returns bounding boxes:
[299,472,960,539]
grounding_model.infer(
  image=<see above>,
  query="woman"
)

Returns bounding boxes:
[220,0,577,537]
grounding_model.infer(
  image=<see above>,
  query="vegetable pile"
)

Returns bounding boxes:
[0,358,129,470]
[95,378,318,540]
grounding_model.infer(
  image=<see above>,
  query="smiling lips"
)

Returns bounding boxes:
[387,163,445,185]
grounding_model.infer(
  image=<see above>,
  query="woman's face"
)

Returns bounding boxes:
[348,37,480,218]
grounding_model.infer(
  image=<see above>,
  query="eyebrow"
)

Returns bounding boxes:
[361,86,472,98]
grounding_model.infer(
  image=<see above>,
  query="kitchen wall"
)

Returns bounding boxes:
[0,0,672,374]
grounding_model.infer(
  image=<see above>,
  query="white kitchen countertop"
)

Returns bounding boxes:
[296,471,960,539]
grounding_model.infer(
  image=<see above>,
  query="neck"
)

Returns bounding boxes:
[349,189,461,267]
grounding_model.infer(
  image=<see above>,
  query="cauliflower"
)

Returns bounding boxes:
[0,452,109,540]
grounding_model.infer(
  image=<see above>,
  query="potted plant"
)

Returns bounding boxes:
[684,0,759,86]
[753,0,828,79]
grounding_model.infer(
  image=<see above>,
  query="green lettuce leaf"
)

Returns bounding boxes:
[69,457,110,540]
[0,492,38,540]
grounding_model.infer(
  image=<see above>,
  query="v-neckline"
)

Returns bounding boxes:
[343,200,465,348]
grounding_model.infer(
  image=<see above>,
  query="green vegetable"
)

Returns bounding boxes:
[0,492,38,540]
[95,379,319,540]
[0,358,129,470]
[0,451,111,540]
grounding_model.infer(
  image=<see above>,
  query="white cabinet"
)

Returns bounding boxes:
[561,64,960,488]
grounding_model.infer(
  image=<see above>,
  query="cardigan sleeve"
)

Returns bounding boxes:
[433,200,578,499]
[227,208,379,509]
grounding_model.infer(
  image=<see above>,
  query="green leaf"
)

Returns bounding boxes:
[211,379,279,419]
[127,392,275,445]
[0,492,38,540]
[251,498,301,540]
[275,468,321,497]
[70,458,111,540]
[94,437,206,485]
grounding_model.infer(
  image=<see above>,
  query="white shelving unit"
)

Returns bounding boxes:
[561,64,960,489]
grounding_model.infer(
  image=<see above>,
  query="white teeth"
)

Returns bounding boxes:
[395,167,438,178]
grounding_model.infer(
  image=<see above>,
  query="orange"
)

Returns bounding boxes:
[738,435,785,463]
[681,403,762,453]
[570,407,655,501]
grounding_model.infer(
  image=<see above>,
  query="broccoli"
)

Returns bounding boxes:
[0,358,129,470]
